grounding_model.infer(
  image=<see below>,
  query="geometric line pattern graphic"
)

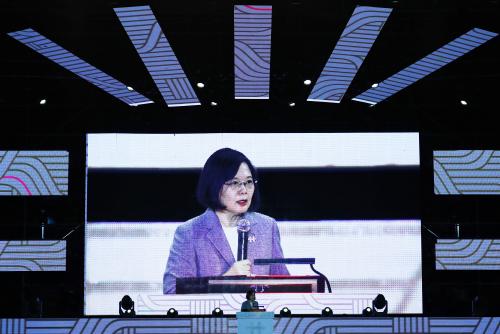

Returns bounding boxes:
[7,29,153,107]
[115,6,200,107]
[1,317,500,334]
[234,5,272,99]
[433,150,500,195]
[0,151,69,196]
[0,241,66,271]
[353,28,498,105]
[307,6,392,103]
[436,239,500,270]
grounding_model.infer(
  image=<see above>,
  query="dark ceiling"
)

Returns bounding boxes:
[1,0,499,136]
[1,1,500,317]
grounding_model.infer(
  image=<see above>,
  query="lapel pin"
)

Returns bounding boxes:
[248,233,256,243]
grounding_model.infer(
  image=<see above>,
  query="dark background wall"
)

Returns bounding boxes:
[1,0,500,316]
[87,165,420,222]
[1,132,500,316]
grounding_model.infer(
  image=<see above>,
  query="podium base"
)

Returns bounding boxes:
[236,311,274,334]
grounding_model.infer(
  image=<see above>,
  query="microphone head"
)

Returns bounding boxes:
[237,219,251,233]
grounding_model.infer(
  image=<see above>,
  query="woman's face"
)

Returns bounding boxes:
[219,162,254,215]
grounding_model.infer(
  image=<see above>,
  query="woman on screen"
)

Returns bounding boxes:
[163,148,289,294]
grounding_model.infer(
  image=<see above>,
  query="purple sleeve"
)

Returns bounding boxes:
[163,224,196,294]
[270,221,289,275]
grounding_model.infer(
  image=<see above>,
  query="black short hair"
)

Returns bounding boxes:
[246,288,256,300]
[196,148,260,211]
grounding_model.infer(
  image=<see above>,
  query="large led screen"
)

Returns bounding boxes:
[85,133,422,315]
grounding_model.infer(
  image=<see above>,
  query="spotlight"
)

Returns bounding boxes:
[212,307,223,317]
[289,102,295,107]
[460,100,468,106]
[210,101,218,106]
[321,307,333,317]
[371,83,379,88]
[196,82,205,88]
[166,307,178,317]
[303,79,312,85]
[39,99,47,105]
[279,307,291,317]
[372,294,388,315]
[119,295,136,317]
[127,86,134,91]
[362,306,372,316]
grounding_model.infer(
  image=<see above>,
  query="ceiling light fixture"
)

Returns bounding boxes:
[212,307,223,317]
[210,101,218,106]
[119,295,136,317]
[321,307,333,317]
[197,82,205,88]
[303,79,312,86]
[371,83,379,88]
[289,102,295,107]
[39,99,47,105]
[460,100,468,106]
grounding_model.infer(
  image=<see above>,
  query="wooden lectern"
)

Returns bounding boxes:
[176,275,325,293]
[236,311,274,334]
[176,257,332,294]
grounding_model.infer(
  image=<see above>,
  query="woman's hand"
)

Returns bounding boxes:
[223,260,251,276]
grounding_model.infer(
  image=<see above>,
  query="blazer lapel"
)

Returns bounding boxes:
[245,213,259,261]
[205,210,235,266]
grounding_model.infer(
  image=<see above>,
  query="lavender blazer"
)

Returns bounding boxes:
[163,209,289,294]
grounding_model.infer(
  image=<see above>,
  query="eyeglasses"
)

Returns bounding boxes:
[224,179,257,191]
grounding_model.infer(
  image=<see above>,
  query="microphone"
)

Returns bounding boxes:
[237,219,251,261]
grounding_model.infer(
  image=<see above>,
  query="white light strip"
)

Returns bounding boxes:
[129,101,155,107]
[87,133,419,168]
[352,97,377,105]
[169,102,202,107]
[307,98,341,104]
[235,96,270,100]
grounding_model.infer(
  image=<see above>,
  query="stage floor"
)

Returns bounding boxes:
[1,316,499,334]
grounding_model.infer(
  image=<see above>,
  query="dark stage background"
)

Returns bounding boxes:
[1,0,500,317]
[87,166,420,222]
